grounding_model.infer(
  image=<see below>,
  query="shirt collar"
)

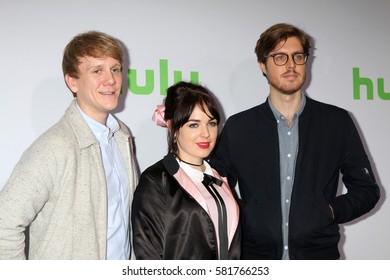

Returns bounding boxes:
[76,102,119,142]
[268,93,306,122]
[178,159,214,183]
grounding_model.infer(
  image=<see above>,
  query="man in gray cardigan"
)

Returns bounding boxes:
[0,31,138,259]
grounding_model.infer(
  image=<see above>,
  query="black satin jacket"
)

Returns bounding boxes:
[131,153,241,260]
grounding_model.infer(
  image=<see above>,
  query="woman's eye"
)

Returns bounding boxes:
[188,123,198,128]
[209,121,218,126]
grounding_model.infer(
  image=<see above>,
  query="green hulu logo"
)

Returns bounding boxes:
[128,59,199,95]
[353,68,389,100]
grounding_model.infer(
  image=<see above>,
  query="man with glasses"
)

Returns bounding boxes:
[214,23,380,259]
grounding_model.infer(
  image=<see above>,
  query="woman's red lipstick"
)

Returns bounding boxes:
[197,142,210,149]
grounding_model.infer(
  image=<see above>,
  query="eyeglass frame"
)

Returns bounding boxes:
[263,52,309,66]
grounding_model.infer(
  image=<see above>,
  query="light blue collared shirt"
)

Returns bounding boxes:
[77,104,130,260]
[268,94,306,260]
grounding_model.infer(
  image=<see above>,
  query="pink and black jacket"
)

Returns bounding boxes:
[131,153,241,259]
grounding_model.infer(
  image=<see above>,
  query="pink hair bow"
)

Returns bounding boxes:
[152,104,167,127]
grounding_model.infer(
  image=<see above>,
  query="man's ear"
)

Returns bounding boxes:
[259,62,267,76]
[64,74,78,94]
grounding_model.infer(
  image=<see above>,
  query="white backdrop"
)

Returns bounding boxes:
[0,0,388,259]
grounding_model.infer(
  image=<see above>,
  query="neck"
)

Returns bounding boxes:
[76,100,108,125]
[177,157,205,171]
[269,91,302,126]
[178,157,203,167]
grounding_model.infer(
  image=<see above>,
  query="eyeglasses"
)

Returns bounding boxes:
[264,52,309,66]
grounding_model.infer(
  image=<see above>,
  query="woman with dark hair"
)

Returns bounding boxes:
[131,81,240,260]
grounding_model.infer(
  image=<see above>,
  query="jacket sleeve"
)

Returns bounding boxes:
[213,120,238,188]
[330,113,380,223]
[0,142,54,259]
[131,169,166,259]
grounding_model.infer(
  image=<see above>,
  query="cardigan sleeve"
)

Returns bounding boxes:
[131,168,167,259]
[0,140,54,259]
[330,113,380,223]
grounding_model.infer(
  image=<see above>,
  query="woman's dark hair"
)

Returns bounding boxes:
[164,81,220,156]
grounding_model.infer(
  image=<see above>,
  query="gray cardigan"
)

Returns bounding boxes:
[0,100,138,259]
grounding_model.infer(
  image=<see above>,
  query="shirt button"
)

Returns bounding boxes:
[287,131,291,135]
[286,222,289,227]
[287,153,291,158]
[287,176,291,180]
[286,199,289,203]
[284,246,288,250]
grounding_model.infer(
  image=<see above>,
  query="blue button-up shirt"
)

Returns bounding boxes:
[268,94,306,260]
[77,104,130,260]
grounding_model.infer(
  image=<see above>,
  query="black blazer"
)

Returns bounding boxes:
[215,97,380,260]
[131,153,241,259]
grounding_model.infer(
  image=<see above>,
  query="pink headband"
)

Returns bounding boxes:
[152,104,167,127]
